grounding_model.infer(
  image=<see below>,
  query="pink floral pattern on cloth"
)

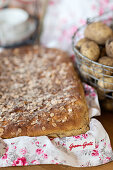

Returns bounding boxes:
[0,84,113,167]
[41,0,113,54]
[0,0,113,167]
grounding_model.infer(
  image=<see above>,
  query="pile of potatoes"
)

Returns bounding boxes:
[76,21,113,100]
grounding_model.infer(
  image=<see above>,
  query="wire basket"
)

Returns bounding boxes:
[72,11,113,101]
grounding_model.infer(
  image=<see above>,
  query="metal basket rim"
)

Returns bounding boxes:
[72,16,113,70]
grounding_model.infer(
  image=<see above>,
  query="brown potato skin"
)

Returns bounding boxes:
[102,99,113,111]
[76,38,89,49]
[76,21,113,100]
[97,56,113,76]
[96,88,106,100]
[98,56,113,67]
[89,63,104,79]
[89,57,113,79]
[80,41,100,61]
[98,77,113,92]
[106,38,113,58]
[84,22,113,45]
[80,65,91,79]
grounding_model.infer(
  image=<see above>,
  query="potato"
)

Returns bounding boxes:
[98,77,113,92]
[101,99,113,111]
[89,57,113,78]
[84,22,113,45]
[96,88,106,100]
[98,56,113,75]
[98,56,113,66]
[89,63,103,79]
[80,65,91,79]
[80,41,100,61]
[76,38,89,49]
[106,38,113,58]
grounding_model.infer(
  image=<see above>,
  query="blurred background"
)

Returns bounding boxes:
[0,0,113,50]
[0,0,113,110]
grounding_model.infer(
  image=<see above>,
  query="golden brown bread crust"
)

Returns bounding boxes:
[0,46,89,139]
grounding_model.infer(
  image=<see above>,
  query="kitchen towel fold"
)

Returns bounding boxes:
[0,84,112,167]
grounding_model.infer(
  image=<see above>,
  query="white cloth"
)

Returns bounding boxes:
[0,0,113,167]
[41,0,113,54]
[0,84,113,167]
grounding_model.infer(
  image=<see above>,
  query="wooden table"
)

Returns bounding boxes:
[97,110,113,148]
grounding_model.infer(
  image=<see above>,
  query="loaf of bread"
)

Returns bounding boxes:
[0,46,89,138]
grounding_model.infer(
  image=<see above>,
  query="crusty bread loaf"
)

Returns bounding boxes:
[0,46,89,138]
